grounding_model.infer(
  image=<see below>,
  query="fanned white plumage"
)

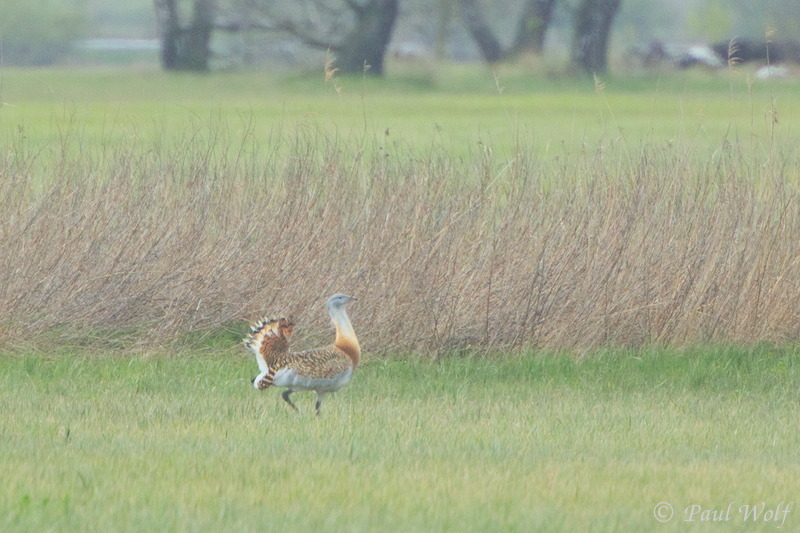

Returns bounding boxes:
[244,319,271,373]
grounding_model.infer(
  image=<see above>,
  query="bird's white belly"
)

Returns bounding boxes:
[273,366,353,392]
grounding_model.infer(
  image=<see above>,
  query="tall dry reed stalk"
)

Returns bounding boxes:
[1,125,799,355]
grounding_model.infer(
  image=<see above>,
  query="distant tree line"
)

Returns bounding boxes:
[152,0,622,75]
[4,0,800,72]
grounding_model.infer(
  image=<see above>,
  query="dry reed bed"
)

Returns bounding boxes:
[1,130,799,354]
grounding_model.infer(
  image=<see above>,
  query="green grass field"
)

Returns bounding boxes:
[1,347,798,532]
[2,65,800,531]
[2,65,799,159]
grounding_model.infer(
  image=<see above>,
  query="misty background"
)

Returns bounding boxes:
[2,0,799,72]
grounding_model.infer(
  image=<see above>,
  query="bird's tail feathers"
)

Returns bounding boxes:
[243,317,294,357]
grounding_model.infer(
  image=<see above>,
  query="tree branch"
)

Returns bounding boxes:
[271,16,340,50]
[343,0,366,14]
[245,0,351,50]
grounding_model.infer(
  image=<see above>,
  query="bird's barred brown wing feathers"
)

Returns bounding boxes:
[282,346,352,380]
[252,346,350,390]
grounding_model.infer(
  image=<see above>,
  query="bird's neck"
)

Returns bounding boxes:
[330,306,360,367]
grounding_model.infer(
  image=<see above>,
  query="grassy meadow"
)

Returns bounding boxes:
[2,64,800,157]
[1,64,800,531]
[2,347,798,531]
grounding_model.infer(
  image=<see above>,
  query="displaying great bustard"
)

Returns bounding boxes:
[244,294,360,415]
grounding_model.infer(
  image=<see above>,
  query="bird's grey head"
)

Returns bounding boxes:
[326,293,358,310]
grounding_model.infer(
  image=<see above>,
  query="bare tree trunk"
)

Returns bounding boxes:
[184,0,214,70]
[512,0,557,55]
[435,0,455,61]
[334,0,398,75]
[155,0,180,69]
[458,0,503,63]
[571,0,621,74]
[459,0,557,63]
[154,0,215,71]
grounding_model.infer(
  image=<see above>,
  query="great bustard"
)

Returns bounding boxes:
[244,294,360,415]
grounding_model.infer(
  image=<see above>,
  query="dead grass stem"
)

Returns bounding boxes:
[2,126,800,355]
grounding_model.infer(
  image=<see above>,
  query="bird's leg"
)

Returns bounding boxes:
[314,392,328,416]
[281,389,299,412]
